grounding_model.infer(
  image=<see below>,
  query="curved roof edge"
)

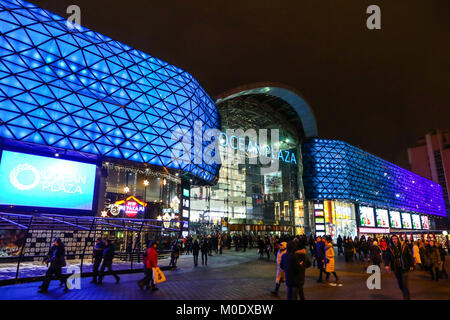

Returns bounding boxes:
[215,82,318,138]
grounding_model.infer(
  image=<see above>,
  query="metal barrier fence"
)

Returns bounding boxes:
[0,212,182,283]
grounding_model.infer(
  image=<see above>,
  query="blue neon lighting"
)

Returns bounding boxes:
[302,139,446,216]
[0,0,220,182]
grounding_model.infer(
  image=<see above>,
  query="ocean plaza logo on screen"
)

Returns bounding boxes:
[0,151,96,210]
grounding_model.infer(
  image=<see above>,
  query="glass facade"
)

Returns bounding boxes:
[102,162,180,220]
[190,96,306,235]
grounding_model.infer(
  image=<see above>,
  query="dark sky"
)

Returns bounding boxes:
[32,0,450,169]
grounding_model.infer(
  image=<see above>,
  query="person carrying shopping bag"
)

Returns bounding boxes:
[138,240,159,291]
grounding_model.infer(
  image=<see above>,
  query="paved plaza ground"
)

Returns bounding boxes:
[0,248,448,300]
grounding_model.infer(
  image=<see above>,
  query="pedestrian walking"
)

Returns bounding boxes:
[91,238,105,284]
[412,241,421,269]
[280,241,311,300]
[138,240,158,291]
[258,237,265,259]
[169,240,180,268]
[218,234,223,255]
[337,235,343,256]
[265,237,272,261]
[38,238,68,293]
[192,239,200,267]
[324,237,339,284]
[370,240,382,267]
[429,240,441,281]
[438,243,448,279]
[271,242,287,295]
[385,235,414,300]
[201,238,209,265]
[98,239,120,284]
[314,236,326,282]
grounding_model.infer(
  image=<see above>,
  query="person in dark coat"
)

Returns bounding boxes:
[428,241,442,281]
[200,238,209,265]
[337,235,343,256]
[314,236,326,282]
[385,235,414,300]
[280,241,311,300]
[38,238,68,293]
[169,240,180,267]
[98,239,120,284]
[91,238,105,284]
[242,234,248,252]
[192,239,200,267]
[370,240,382,266]
[344,239,354,262]
[438,243,448,279]
[258,237,265,259]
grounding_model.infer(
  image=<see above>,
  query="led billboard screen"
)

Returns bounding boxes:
[0,151,96,210]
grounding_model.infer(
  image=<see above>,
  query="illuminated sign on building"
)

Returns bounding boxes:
[421,215,430,230]
[0,150,96,211]
[412,214,421,230]
[375,209,389,228]
[114,196,147,218]
[359,227,390,234]
[359,206,375,227]
[218,132,297,165]
[314,201,325,236]
[401,212,412,229]
[390,211,402,229]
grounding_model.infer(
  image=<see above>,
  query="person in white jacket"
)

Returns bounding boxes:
[271,242,287,295]
[413,241,421,268]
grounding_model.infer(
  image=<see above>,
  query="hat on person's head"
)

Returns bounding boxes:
[373,241,378,246]
[280,242,287,250]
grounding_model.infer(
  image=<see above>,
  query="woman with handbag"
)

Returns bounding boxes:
[138,240,158,291]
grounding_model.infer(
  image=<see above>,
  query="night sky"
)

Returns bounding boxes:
[32,0,450,169]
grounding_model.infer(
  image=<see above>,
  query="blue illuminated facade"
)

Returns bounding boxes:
[302,139,446,217]
[0,0,220,183]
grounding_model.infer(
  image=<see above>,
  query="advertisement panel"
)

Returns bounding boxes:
[375,209,389,228]
[0,150,96,210]
[421,215,430,230]
[390,211,401,229]
[264,171,282,194]
[359,206,375,227]
[401,212,412,229]
[411,214,421,230]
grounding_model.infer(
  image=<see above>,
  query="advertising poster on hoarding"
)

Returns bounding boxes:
[375,209,389,228]
[412,214,421,230]
[0,150,96,210]
[0,229,25,257]
[359,206,375,227]
[421,216,430,230]
[401,213,412,229]
[390,211,401,228]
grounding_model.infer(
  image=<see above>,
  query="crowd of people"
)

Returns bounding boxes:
[36,232,448,300]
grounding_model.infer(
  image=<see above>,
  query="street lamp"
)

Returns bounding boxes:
[124,186,130,194]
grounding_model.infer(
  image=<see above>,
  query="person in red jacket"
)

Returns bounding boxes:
[138,241,158,291]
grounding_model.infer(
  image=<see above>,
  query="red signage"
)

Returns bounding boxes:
[115,196,147,218]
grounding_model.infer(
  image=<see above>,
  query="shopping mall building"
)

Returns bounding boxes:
[0,0,447,248]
